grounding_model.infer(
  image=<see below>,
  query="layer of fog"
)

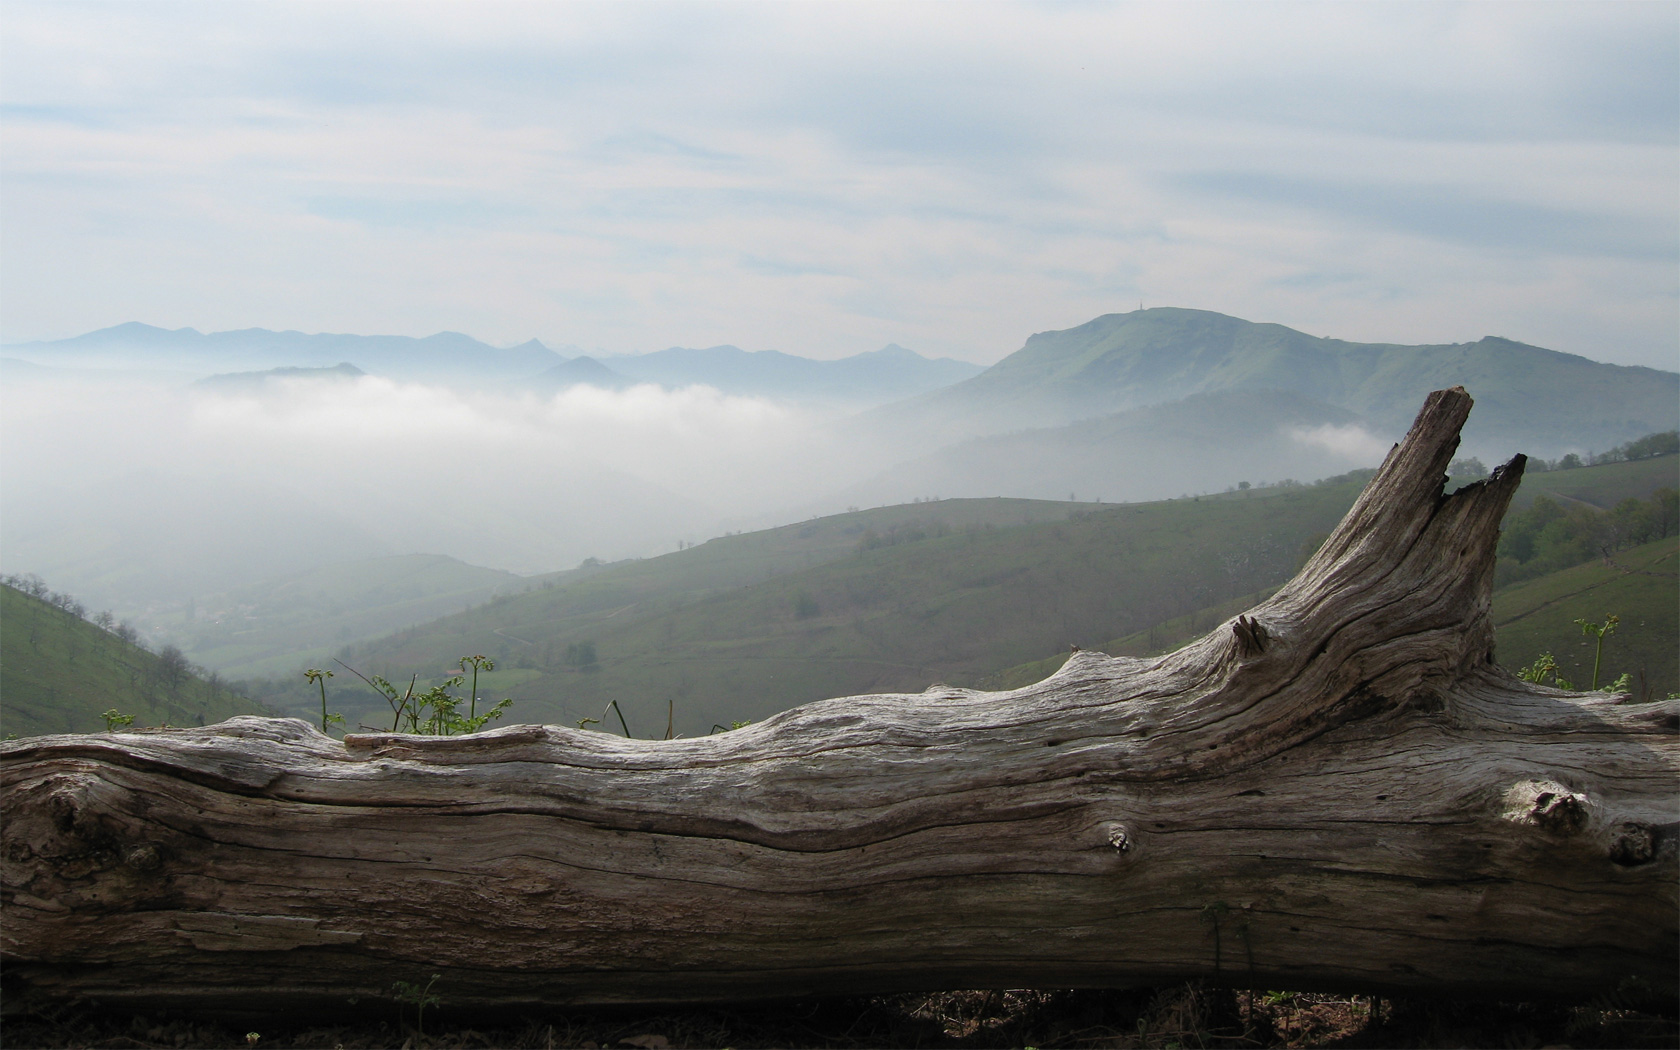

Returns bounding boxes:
[0,369,1392,630]
[0,369,893,612]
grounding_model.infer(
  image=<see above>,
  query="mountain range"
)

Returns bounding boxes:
[5,323,566,382]
[891,308,1678,460]
[4,324,981,405]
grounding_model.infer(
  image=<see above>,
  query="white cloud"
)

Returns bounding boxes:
[1288,423,1393,465]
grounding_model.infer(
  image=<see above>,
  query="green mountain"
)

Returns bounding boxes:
[1,583,266,737]
[903,308,1678,459]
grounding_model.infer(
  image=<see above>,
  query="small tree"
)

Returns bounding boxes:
[155,645,191,694]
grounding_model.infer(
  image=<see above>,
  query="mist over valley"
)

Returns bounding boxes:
[3,307,1674,734]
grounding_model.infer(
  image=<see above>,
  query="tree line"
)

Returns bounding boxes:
[1495,487,1679,588]
[1523,429,1678,473]
[0,573,223,702]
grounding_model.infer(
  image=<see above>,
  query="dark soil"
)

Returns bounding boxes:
[6,984,1676,1050]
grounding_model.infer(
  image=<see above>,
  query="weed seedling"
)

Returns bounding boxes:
[393,973,442,1037]
[1516,651,1573,690]
[101,709,136,731]
[459,654,493,721]
[1573,614,1620,690]
[304,668,344,735]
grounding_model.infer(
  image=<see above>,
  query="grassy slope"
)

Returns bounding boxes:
[1,584,266,736]
[1491,536,1678,697]
[252,453,1680,736]
[301,483,1364,735]
[1506,454,1679,510]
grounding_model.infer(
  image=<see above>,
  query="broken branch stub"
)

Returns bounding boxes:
[2,387,1675,1016]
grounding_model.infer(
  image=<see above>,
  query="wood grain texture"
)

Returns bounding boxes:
[3,388,1675,1015]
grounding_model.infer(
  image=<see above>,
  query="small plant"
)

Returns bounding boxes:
[577,699,635,737]
[335,659,512,736]
[101,709,136,731]
[458,654,493,721]
[1573,614,1620,690]
[304,668,344,734]
[392,973,442,1037]
[1516,651,1574,690]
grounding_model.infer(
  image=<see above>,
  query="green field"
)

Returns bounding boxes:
[1,584,266,736]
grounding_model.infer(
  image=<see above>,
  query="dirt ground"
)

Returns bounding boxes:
[6,984,1677,1050]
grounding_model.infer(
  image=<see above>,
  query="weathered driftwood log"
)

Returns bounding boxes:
[2,388,1675,1017]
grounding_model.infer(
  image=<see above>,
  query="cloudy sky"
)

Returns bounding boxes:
[2,2,1675,369]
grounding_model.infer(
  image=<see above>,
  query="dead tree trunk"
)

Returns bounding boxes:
[2,388,1675,1016]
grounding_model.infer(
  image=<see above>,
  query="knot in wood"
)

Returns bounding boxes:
[1501,780,1589,835]
[1231,616,1268,658]
[1105,823,1132,853]
[1609,822,1657,867]
[124,844,161,871]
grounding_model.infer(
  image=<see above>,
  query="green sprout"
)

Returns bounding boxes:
[458,654,494,721]
[392,973,442,1037]
[1572,614,1620,690]
[304,668,344,734]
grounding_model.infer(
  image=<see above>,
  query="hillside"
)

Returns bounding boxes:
[0,583,265,736]
[255,453,1676,736]
[986,467,1678,696]
[896,308,1678,459]
[1491,536,1678,698]
[1510,453,1680,510]
[267,480,1370,735]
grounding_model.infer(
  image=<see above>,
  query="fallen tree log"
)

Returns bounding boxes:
[3,388,1675,1017]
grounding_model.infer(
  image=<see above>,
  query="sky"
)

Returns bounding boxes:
[2,1,1677,369]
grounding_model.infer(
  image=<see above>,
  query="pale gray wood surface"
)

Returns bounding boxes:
[3,388,1674,1015]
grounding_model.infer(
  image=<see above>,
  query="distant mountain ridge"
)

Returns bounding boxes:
[900,307,1679,459]
[195,362,366,392]
[6,323,565,382]
[5,324,983,405]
